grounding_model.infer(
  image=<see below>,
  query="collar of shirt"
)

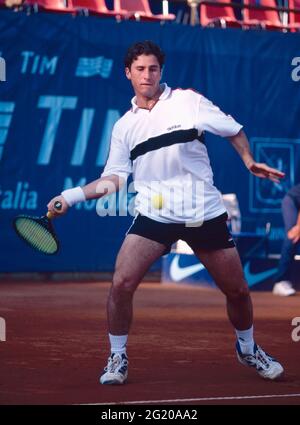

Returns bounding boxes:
[131,83,172,113]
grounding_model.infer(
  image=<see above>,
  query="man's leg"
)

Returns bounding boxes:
[276,237,296,282]
[108,234,167,335]
[192,246,283,380]
[100,234,167,385]
[193,246,252,330]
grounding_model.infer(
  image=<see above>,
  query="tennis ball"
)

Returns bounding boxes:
[152,194,164,210]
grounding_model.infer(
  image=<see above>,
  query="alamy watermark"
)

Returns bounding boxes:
[0,57,6,82]
[291,317,300,342]
[291,57,300,82]
[94,179,205,227]
[0,317,6,342]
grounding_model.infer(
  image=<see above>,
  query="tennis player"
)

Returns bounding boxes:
[272,183,300,296]
[48,41,285,385]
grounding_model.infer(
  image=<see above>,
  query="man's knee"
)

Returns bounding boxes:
[112,271,138,295]
[225,282,250,301]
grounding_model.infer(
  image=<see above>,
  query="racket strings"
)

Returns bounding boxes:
[15,217,58,254]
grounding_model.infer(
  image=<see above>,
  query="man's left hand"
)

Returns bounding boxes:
[247,162,285,183]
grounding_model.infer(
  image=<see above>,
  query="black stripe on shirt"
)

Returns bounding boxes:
[129,128,205,161]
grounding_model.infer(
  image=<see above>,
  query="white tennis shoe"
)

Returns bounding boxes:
[100,352,128,385]
[273,281,296,297]
[236,341,284,380]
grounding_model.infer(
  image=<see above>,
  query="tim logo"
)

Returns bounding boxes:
[249,138,300,213]
[291,317,300,342]
[0,317,6,342]
[0,57,6,82]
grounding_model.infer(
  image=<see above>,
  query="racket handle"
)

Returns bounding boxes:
[46,201,63,219]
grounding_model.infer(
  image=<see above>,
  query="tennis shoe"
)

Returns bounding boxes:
[273,281,296,297]
[236,341,284,380]
[100,352,128,385]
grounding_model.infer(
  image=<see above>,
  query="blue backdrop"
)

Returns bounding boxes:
[0,10,299,272]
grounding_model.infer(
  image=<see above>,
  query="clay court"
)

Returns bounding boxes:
[0,280,299,405]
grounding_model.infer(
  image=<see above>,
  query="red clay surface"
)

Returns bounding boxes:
[0,280,299,405]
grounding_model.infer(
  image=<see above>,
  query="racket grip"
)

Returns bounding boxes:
[46,201,63,219]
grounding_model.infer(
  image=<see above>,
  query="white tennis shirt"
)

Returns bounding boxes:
[101,83,242,224]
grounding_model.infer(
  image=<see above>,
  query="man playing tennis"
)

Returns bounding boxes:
[48,41,285,385]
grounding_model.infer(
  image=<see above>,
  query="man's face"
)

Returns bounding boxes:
[125,54,162,99]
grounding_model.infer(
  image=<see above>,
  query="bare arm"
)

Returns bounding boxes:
[82,174,123,200]
[47,174,124,217]
[228,129,285,183]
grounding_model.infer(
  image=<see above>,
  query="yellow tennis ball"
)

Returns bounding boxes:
[152,194,164,210]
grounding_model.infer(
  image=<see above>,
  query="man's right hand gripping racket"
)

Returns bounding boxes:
[13,201,62,255]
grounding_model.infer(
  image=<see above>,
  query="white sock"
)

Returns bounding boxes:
[109,333,128,355]
[235,325,255,355]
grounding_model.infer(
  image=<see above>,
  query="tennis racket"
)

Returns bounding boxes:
[13,201,62,255]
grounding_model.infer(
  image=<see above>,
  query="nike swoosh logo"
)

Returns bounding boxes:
[243,261,278,287]
[170,254,205,282]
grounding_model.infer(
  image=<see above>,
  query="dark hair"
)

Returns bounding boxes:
[124,40,165,70]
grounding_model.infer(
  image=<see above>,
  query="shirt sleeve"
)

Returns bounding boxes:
[197,95,243,137]
[101,126,132,181]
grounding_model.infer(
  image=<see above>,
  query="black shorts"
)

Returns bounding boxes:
[126,212,235,253]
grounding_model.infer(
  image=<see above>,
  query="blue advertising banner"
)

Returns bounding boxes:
[162,253,300,291]
[0,10,299,272]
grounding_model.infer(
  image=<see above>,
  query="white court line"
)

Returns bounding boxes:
[84,393,300,405]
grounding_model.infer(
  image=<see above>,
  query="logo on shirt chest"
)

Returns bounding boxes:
[167,124,181,132]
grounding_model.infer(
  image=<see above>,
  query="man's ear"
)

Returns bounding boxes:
[125,67,131,80]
